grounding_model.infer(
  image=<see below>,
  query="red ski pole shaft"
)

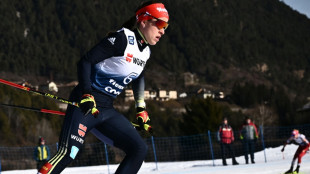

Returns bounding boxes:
[0,103,65,116]
[0,78,78,107]
[0,103,143,129]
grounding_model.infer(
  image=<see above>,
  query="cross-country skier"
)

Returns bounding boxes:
[282,129,310,174]
[38,1,169,173]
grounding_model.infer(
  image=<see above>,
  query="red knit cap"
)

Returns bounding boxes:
[136,3,169,22]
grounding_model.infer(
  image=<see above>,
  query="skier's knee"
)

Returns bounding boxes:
[130,139,148,158]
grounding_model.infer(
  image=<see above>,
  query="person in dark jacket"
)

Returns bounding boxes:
[239,117,258,164]
[217,117,239,166]
[33,137,50,170]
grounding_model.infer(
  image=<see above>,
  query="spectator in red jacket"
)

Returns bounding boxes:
[240,117,259,164]
[217,117,239,166]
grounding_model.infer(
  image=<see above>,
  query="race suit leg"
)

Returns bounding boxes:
[296,144,310,164]
[39,103,102,174]
[92,108,148,174]
[38,86,111,174]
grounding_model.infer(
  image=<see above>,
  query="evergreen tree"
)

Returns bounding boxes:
[182,97,223,135]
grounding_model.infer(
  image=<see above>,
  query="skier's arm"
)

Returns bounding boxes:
[302,137,309,144]
[281,143,287,152]
[282,137,293,152]
[132,72,146,109]
[78,32,127,94]
[132,72,151,132]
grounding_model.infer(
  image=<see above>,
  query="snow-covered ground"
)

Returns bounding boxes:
[3,145,310,174]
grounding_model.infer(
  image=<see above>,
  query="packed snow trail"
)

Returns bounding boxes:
[3,145,310,174]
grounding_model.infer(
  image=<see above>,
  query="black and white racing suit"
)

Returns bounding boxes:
[40,28,150,174]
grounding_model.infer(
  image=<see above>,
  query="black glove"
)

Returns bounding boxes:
[79,94,99,116]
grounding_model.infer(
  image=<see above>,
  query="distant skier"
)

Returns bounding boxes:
[281,129,310,174]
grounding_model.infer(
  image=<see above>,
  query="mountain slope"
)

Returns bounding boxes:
[0,0,309,96]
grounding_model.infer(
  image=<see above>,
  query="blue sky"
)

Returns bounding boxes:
[281,0,310,18]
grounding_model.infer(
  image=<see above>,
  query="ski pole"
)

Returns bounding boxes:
[0,103,65,115]
[0,79,78,107]
[0,103,141,128]
[0,79,147,131]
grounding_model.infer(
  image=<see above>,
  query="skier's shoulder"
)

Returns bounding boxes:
[286,136,294,142]
[299,134,306,139]
[104,29,127,47]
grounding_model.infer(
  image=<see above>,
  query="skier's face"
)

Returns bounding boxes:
[139,17,168,45]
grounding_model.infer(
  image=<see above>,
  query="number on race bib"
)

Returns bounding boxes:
[123,72,139,84]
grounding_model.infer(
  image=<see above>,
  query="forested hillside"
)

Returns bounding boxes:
[1,0,310,146]
[1,0,310,90]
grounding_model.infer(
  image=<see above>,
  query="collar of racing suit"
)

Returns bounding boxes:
[135,28,149,47]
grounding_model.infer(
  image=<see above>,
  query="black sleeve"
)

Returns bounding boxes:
[77,31,127,94]
[217,126,222,141]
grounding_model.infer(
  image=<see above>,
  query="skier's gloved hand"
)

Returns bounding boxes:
[135,122,153,133]
[143,123,152,132]
[79,94,99,116]
[136,107,150,123]
[281,148,285,152]
[136,107,151,132]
